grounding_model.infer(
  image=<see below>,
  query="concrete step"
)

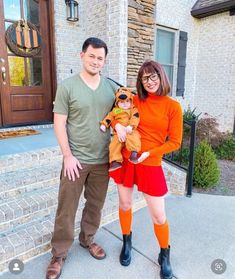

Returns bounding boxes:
[0,179,146,273]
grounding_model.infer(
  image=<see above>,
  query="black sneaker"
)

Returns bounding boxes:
[109,161,122,172]
[129,151,138,163]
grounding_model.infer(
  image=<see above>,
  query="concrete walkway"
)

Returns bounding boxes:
[1,193,234,279]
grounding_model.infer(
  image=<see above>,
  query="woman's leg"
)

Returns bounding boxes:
[143,193,172,279]
[117,184,134,266]
[143,193,168,248]
[117,184,134,234]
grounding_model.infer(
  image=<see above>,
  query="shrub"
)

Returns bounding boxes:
[172,147,190,166]
[196,114,227,148]
[193,140,220,189]
[183,106,201,122]
[214,134,235,161]
[183,106,201,146]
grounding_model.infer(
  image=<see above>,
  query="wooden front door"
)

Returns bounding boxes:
[0,0,54,127]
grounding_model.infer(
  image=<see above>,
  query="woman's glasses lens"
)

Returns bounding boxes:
[142,74,159,84]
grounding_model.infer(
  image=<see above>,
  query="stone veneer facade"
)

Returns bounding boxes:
[127,0,155,87]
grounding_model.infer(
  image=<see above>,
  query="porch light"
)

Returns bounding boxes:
[65,0,79,22]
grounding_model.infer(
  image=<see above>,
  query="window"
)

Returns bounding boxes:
[155,28,176,91]
[155,27,188,97]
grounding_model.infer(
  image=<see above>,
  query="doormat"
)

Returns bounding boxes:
[0,129,41,140]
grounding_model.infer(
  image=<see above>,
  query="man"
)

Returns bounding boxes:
[46,37,118,279]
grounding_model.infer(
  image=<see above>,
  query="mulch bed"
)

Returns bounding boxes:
[193,160,235,196]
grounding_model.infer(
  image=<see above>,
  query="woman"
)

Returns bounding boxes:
[110,60,183,279]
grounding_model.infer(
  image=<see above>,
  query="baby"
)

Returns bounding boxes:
[100,87,141,171]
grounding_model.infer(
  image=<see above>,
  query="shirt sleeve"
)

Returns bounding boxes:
[149,102,183,157]
[53,84,69,115]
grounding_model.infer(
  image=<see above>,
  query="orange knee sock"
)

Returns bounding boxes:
[119,208,132,235]
[154,220,169,249]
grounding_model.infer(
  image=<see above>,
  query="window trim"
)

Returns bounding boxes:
[155,25,179,96]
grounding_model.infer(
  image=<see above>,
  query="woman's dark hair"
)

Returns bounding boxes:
[82,37,108,56]
[136,60,171,100]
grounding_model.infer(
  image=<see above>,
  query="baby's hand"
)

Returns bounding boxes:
[100,124,106,132]
[126,125,133,134]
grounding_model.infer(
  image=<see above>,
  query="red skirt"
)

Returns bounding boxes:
[109,158,168,197]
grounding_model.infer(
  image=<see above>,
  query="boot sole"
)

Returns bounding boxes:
[160,271,173,279]
[46,270,62,279]
[120,259,131,266]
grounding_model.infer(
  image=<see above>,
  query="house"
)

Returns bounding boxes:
[0,0,234,132]
[0,1,189,272]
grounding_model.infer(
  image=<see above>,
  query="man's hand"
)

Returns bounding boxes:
[100,124,106,132]
[126,125,133,134]
[115,123,127,142]
[136,152,150,163]
[63,155,82,181]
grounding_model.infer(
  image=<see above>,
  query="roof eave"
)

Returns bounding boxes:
[191,0,235,18]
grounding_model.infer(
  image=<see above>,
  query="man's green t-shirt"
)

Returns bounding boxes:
[53,74,118,164]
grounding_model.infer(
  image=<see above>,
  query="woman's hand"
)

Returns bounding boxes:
[136,152,150,163]
[115,123,127,142]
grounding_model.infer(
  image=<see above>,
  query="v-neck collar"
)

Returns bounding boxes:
[78,74,103,92]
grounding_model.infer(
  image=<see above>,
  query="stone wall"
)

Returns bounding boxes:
[127,0,155,87]
[162,161,187,196]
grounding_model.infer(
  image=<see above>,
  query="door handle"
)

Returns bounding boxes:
[1,66,6,84]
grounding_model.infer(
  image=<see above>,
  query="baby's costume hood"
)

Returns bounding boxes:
[115,87,134,107]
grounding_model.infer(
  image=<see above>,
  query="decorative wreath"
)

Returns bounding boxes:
[5,20,42,57]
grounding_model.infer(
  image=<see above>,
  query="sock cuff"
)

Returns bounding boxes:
[119,208,132,214]
[154,220,168,228]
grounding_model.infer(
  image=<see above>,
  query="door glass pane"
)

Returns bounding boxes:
[24,0,39,25]
[8,56,26,86]
[26,57,42,86]
[156,29,175,64]
[5,22,13,53]
[3,0,21,21]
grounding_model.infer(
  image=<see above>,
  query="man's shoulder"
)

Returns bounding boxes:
[60,74,80,87]
[102,76,120,92]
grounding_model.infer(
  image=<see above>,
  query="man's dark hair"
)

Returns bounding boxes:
[82,37,108,56]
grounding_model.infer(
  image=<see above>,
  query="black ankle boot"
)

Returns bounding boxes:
[158,246,173,279]
[120,232,132,266]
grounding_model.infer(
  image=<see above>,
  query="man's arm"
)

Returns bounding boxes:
[54,113,82,181]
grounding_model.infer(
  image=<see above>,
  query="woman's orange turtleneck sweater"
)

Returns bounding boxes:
[122,93,183,166]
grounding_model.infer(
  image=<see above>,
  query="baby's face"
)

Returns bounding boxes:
[118,99,131,110]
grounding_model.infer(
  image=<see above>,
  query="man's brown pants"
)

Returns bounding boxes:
[51,163,109,258]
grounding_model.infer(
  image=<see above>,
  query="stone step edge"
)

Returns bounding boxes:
[0,177,60,202]
[0,198,146,273]
[0,183,117,234]
[0,146,62,173]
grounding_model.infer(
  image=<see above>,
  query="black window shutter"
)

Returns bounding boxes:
[176,31,188,97]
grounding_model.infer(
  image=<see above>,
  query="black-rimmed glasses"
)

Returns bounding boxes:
[141,73,160,84]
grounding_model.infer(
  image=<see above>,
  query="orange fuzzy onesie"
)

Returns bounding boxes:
[100,88,141,163]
